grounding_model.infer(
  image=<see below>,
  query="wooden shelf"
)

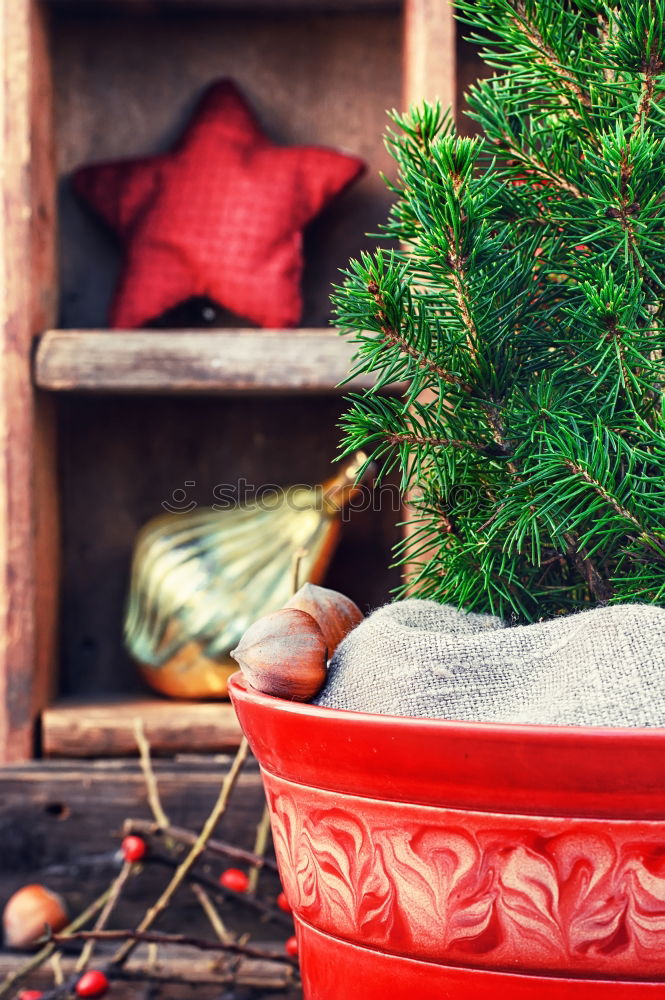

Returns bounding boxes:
[34,329,384,394]
[44,0,399,10]
[1,0,454,761]
[41,695,244,758]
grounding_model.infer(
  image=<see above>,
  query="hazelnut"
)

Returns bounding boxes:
[285,583,363,657]
[3,884,67,950]
[231,608,327,701]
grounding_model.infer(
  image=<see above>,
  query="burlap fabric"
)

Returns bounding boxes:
[313,601,665,726]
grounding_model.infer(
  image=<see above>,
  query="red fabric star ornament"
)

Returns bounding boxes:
[73,80,366,329]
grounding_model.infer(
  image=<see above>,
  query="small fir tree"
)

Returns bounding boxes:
[336,0,665,622]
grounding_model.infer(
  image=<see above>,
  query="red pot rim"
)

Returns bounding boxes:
[229,673,665,819]
[229,671,665,739]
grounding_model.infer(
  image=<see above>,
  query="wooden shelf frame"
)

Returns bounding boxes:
[1,1,59,763]
[34,328,384,394]
[0,0,456,761]
[44,0,401,10]
[41,695,243,757]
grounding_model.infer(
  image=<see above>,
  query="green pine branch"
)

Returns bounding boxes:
[336,0,665,621]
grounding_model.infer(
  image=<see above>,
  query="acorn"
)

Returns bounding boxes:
[285,583,363,657]
[231,608,327,701]
[3,884,68,950]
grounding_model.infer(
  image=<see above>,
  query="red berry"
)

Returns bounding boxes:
[18,992,43,1000]
[121,835,147,863]
[276,891,292,913]
[75,969,109,997]
[285,935,298,957]
[219,868,249,893]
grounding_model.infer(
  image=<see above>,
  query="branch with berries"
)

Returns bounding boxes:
[1,728,299,1000]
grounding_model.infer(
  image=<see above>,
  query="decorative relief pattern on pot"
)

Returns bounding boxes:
[263,772,665,976]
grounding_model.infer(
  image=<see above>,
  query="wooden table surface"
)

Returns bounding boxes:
[0,756,301,998]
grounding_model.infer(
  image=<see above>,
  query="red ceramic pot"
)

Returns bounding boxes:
[229,674,665,998]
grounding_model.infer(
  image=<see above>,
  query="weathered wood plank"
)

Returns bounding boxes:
[0,945,299,1000]
[0,0,58,762]
[401,0,457,586]
[0,0,35,763]
[0,756,264,870]
[30,0,62,752]
[0,756,290,986]
[34,329,388,394]
[403,0,456,109]
[41,696,244,757]
[47,0,395,9]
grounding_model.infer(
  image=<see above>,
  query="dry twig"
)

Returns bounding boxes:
[147,852,292,926]
[110,737,250,967]
[190,882,232,945]
[52,928,296,966]
[249,803,273,894]
[291,547,307,595]
[49,953,64,987]
[124,818,279,873]
[133,717,170,829]
[75,862,133,973]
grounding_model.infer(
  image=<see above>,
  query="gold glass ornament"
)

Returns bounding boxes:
[124,453,368,699]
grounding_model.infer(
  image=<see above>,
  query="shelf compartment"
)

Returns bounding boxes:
[34,329,385,394]
[41,695,244,757]
[53,6,401,331]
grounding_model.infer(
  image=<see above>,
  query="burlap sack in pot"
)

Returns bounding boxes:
[313,600,665,726]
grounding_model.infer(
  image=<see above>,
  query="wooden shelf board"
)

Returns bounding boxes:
[41,694,244,758]
[0,946,299,1000]
[45,0,399,11]
[34,328,387,394]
